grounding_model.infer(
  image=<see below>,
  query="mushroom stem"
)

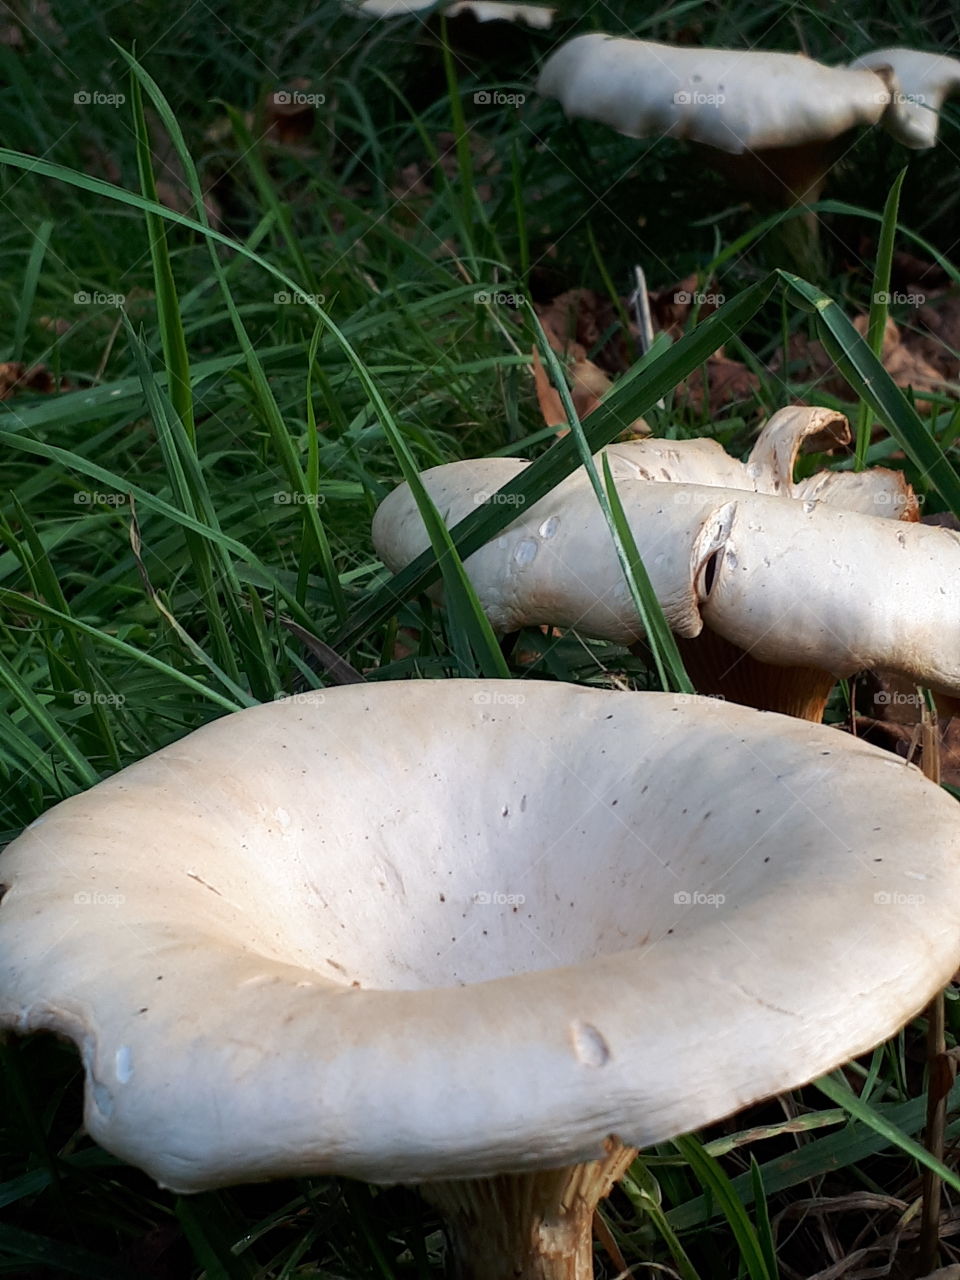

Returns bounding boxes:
[421,1139,636,1279]
[670,628,837,722]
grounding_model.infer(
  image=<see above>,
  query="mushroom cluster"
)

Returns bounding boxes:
[3,681,960,1278]
[372,406,960,719]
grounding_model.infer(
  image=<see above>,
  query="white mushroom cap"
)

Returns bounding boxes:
[349,0,554,26]
[849,48,960,148]
[536,34,891,153]
[2,681,959,1192]
[372,412,957,692]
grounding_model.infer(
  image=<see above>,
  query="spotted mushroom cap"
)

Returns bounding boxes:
[1,681,959,1192]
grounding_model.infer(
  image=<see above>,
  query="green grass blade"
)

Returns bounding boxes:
[528,303,692,692]
[129,69,195,441]
[780,272,960,516]
[815,1069,960,1193]
[334,275,777,650]
[0,590,246,713]
[674,1134,776,1280]
[10,218,53,362]
[854,169,906,469]
[0,648,98,787]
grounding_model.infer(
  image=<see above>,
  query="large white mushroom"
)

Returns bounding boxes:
[536,35,893,156]
[535,35,956,220]
[2,680,960,1278]
[372,407,958,719]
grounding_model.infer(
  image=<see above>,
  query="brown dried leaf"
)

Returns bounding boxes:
[854,670,960,787]
[675,353,760,415]
[0,362,63,399]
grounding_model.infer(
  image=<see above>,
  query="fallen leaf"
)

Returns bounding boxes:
[675,351,760,415]
[854,670,960,787]
[535,287,633,374]
[771,313,950,410]
[0,362,63,399]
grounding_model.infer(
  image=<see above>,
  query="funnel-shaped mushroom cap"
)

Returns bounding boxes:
[850,48,960,148]
[2,681,960,1193]
[536,34,891,153]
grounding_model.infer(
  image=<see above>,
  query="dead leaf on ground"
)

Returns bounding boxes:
[0,362,64,399]
[535,287,633,374]
[648,272,721,342]
[530,346,647,437]
[853,670,960,788]
[675,350,760,415]
[771,313,951,411]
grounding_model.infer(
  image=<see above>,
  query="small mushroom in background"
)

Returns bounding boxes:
[536,35,895,214]
[372,406,960,720]
[534,35,957,263]
[348,0,554,27]
[3,681,960,1278]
